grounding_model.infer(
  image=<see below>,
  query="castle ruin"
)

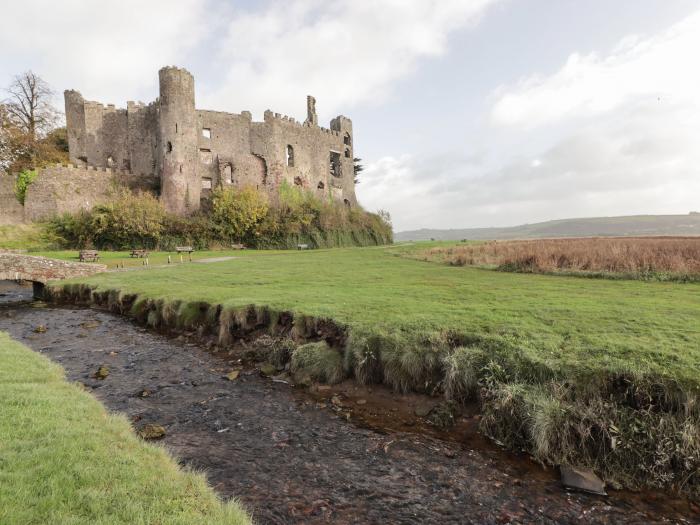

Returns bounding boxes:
[64,66,357,215]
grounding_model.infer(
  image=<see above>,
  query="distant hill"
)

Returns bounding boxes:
[395,213,700,241]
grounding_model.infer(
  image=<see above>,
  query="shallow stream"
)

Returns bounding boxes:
[0,281,697,524]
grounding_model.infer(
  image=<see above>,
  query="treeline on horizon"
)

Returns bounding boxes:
[46,183,393,251]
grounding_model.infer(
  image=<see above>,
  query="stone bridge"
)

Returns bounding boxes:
[0,252,107,297]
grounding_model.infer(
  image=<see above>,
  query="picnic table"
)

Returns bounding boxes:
[79,250,99,262]
[297,244,309,250]
[175,246,194,254]
[130,249,150,258]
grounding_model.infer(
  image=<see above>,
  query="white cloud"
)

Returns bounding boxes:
[361,95,700,231]
[361,8,700,231]
[0,0,497,121]
[0,0,207,105]
[490,11,700,128]
[202,0,499,119]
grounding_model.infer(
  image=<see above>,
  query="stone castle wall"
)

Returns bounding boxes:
[1,66,358,225]
[65,66,358,215]
[0,174,26,225]
[0,165,158,224]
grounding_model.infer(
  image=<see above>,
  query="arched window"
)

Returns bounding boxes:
[343,132,351,146]
[286,145,295,167]
[166,141,172,153]
[317,181,325,190]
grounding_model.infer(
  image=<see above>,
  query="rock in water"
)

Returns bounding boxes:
[560,465,607,495]
[226,370,240,381]
[95,366,109,379]
[138,424,166,440]
[33,324,47,333]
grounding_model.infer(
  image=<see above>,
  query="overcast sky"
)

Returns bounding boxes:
[2,0,699,231]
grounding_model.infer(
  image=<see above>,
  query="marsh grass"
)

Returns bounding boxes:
[0,332,250,525]
[423,237,700,281]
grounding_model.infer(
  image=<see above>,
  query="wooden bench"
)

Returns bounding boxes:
[79,250,99,262]
[130,249,150,258]
[297,244,309,250]
[231,243,246,250]
[175,246,194,254]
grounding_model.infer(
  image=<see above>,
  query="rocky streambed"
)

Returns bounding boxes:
[0,282,697,524]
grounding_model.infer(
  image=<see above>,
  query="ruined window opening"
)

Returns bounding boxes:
[344,148,351,158]
[317,181,325,190]
[175,123,178,133]
[222,164,233,184]
[167,141,172,153]
[329,151,341,177]
[201,177,212,189]
[294,176,303,186]
[179,164,183,173]
[106,156,114,167]
[286,145,295,167]
[344,198,351,208]
[343,133,351,146]
[202,128,211,139]
[199,148,212,165]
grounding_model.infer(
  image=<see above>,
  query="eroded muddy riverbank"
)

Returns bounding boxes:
[0,283,697,524]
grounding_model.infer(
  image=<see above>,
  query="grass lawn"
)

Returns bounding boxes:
[0,332,250,525]
[46,245,700,493]
[0,224,50,251]
[53,245,700,384]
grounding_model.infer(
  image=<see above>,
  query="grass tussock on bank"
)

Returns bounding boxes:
[0,331,250,525]
[45,246,700,496]
[423,237,700,281]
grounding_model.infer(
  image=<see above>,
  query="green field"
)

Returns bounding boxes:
[46,245,700,494]
[0,332,250,525]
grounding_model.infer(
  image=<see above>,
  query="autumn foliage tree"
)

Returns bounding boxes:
[1,71,67,173]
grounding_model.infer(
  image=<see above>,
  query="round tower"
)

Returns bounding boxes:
[158,67,199,215]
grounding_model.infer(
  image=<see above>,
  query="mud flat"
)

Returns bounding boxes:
[0,289,696,524]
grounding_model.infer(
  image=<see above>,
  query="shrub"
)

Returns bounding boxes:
[46,185,392,250]
[211,186,269,244]
[48,190,167,249]
[14,169,37,204]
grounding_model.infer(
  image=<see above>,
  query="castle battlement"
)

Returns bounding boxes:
[64,66,357,216]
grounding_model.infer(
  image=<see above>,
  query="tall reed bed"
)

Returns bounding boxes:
[425,237,700,280]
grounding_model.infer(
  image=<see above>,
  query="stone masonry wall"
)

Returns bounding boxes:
[23,165,158,222]
[0,173,25,224]
[0,252,106,283]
